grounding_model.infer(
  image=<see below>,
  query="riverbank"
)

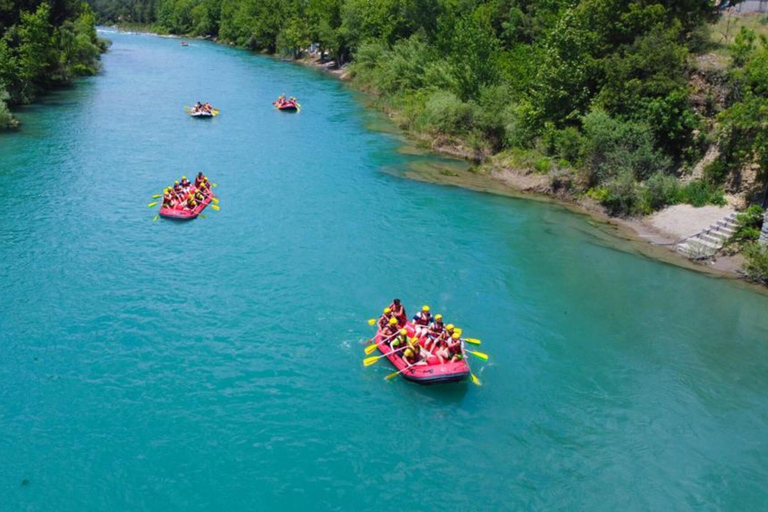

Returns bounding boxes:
[288,51,766,286]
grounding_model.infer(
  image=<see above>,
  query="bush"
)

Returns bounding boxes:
[581,109,672,185]
[601,170,650,217]
[731,205,765,244]
[644,171,680,210]
[743,242,768,285]
[703,158,729,184]
[423,90,473,135]
[678,180,726,207]
[0,84,19,130]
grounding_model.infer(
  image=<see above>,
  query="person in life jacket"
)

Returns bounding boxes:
[185,195,197,210]
[413,305,432,336]
[195,172,208,188]
[377,307,393,330]
[435,332,462,364]
[425,314,445,351]
[388,298,406,326]
[162,188,175,208]
[403,337,423,365]
[180,175,191,189]
[380,317,399,341]
[391,328,408,352]
[194,189,205,203]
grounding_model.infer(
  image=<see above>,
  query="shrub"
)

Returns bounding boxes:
[534,157,552,174]
[743,242,768,285]
[554,126,584,165]
[703,158,729,184]
[731,205,765,244]
[0,84,19,130]
[601,170,650,217]
[423,90,473,135]
[678,180,726,207]
[581,109,672,185]
[644,172,680,210]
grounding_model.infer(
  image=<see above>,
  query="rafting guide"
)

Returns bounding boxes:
[364,300,488,385]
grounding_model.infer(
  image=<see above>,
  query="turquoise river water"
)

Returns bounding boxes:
[1,31,768,511]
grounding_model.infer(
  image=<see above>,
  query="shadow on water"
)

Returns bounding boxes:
[406,380,471,403]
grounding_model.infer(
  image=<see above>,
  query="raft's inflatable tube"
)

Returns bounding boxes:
[375,322,470,385]
[276,101,298,112]
[189,111,214,118]
[159,189,214,220]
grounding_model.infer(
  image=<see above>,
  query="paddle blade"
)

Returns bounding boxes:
[211,197,220,204]
[471,373,482,386]
[152,214,159,222]
[468,350,489,361]
[210,204,220,211]
[367,318,376,326]
[464,338,482,345]
[363,356,381,367]
[212,183,218,188]
[385,370,401,381]
[147,202,158,208]
[364,343,378,355]
[152,194,162,199]
[199,214,207,219]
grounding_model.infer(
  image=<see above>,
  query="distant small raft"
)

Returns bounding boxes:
[159,190,214,220]
[276,101,299,112]
[375,322,470,385]
[188,110,214,118]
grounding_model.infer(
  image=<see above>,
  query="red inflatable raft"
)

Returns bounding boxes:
[159,189,214,220]
[375,322,470,385]
[276,100,299,112]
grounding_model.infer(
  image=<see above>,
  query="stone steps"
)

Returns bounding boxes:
[676,212,739,260]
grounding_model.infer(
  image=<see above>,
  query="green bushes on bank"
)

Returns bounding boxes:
[743,242,768,285]
[0,1,105,131]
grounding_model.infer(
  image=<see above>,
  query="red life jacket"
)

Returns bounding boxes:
[415,312,431,326]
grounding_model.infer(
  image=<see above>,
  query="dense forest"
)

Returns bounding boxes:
[0,0,106,130]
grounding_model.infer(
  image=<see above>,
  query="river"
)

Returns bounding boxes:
[1,30,767,511]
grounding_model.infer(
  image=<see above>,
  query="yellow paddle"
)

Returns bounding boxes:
[152,214,159,221]
[364,330,399,355]
[363,345,407,366]
[367,318,376,326]
[385,365,413,381]
[147,202,158,208]
[152,194,162,199]
[464,338,482,345]
[210,204,220,211]
[466,349,489,361]
[470,372,482,386]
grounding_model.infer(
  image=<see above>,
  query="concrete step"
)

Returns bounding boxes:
[712,225,736,236]
[699,232,727,245]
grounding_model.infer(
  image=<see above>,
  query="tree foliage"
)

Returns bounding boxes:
[0,1,105,130]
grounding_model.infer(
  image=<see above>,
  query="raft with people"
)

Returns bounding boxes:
[186,102,219,118]
[273,94,300,112]
[364,301,487,386]
[149,172,219,221]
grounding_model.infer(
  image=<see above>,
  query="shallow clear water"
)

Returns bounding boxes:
[1,31,768,511]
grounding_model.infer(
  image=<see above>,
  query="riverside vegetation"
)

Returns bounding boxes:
[45,1,768,283]
[0,1,107,130]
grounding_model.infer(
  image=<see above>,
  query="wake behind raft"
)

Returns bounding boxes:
[364,302,488,386]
